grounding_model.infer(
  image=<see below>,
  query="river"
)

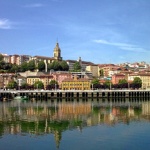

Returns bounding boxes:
[0,99,150,150]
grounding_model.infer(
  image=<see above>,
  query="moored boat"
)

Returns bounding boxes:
[14,96,28,101]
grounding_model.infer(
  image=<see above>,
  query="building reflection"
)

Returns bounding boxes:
[0,99,150,148]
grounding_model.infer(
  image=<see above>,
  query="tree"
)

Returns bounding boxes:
[118,79,128,88]
[28,60,36,71]
[47,80,58,90]
[50,80,58,85]
[37,61,45,72]
[60,61,69,71]
[104,80,111,89]
[34,81,44,89]
[48,61,61,71]
[20,62,28,72]
[3,63,12,71]
[7,80,18,89]
[73,62,81,72]
[91,78,99,85]
[132,77,142,89]
[99,69,104,77]
[10,64,20,73]
[119,79,127,84]
[0,54,4,61]
[21,82,29,89]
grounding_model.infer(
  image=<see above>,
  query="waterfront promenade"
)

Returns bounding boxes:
[0,89,150,101]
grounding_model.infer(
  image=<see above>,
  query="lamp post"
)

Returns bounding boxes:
[0,74,4,89]
[128,82,130,89]
[18,79,22,91]
[55,84,57,91]
[110,82,112,90]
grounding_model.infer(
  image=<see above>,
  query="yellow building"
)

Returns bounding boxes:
[128,73,150,89]
[61,77,90,90]
[27,75,53,89]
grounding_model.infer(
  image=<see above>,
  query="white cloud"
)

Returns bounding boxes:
[24,3,44,8]
[0,19,11,29]
[93,39,149,53]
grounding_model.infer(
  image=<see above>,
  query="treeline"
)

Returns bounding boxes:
[7,80,59,90]
[0,54,69,73]
[91,77,142,89]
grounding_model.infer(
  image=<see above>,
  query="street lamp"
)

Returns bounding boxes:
[18,79,22,90]
[128,82,130,89]
[92,84,93,90]
[110,82,112,90]
[55,84,57,91]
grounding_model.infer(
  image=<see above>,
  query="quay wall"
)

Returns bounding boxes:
[0,90,150,101]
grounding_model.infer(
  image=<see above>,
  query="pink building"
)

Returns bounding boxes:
[52,72,72,88]
[111,74,126,84]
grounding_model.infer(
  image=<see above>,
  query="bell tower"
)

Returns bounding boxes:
[53,42,62,61]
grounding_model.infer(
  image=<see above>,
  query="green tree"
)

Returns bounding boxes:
[21,82,29,89]
[53,61,61,71]
[99,69,104,77]
[47,80,58,90]
[34,81,44,89]
[37,61,45,72]
[119,79,127,84]
[3,63,12,71]
[50,80,58,85]
[104,80,112,89]
[20,62,28,72]
[10,64,20,73]
[0,54,4,61]
[7,80,18,89]
[48,61,61,71]
[60,60,69,71]
[28,60,36,71]
[91,78,99,85]
[132,77,142,88]
[73,62,81,72]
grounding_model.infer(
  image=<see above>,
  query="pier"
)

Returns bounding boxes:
[0,89,150,101]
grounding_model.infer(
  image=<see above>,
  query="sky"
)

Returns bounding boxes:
[0,0,150,64]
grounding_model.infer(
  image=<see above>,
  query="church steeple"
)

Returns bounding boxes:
[53,42,62,61]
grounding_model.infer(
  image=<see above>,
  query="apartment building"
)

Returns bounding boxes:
[52,72,72,88]
[66,57,94,71]
[86,65,99,77]
[128,73,150,89]
[111,74,126,84]
[98,64,120,78]
[0,73,15,89]
[61,76,90,90]
[27,75,54,89]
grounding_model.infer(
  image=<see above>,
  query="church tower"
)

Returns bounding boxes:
[53,42,62,61]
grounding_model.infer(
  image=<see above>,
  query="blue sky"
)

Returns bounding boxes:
[0,0,150,64]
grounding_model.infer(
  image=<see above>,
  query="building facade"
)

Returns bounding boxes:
[61,77,90,90]
[27,75,54,89]
[86,65,99,77]
[111,74,126,84]
[128,73,150,89]
[66,57,94,71]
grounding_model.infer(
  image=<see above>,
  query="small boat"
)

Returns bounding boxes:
[14,96,28,101]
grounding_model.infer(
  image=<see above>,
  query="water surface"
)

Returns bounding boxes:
[0,99,150,150]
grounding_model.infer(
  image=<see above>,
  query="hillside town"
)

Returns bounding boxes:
[0,42,150,90]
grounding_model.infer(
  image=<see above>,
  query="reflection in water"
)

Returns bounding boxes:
[0,99,150,149]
